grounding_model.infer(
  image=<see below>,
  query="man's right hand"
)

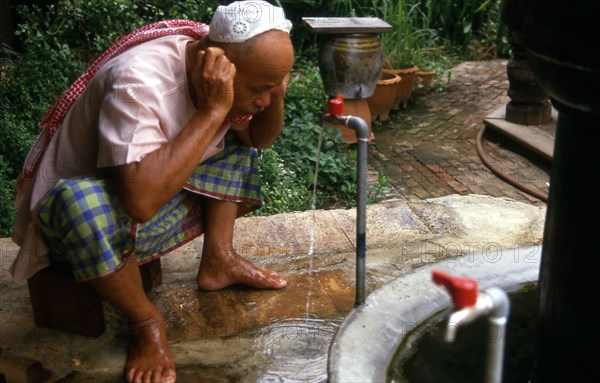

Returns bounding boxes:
[114,47,236,223]
[192,47,236,118]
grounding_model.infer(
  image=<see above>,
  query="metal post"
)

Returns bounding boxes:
[321,114,370,307]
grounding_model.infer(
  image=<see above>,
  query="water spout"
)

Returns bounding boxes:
[322,95,369,307]
[433,270,510,383]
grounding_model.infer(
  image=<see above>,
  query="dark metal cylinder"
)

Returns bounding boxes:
[502,1,600,381]
[532,101,600,382]
[318,34,383,99]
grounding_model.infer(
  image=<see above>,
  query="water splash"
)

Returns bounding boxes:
[255,318,340,383]
[305,126,325,320]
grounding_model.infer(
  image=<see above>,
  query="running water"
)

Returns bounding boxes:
[305,125,325,320]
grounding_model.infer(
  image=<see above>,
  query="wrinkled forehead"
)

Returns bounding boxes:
[230,30,294,80]
[208,29,294,60]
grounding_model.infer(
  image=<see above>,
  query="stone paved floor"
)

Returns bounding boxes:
[368,59,551,206]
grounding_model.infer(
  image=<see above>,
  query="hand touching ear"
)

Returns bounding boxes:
[192,47,236,117]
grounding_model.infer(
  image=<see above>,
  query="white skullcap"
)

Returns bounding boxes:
[209,1,292,43]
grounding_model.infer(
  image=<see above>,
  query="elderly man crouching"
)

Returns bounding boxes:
[10,2,294,382]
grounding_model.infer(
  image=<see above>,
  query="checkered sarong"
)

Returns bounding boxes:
[37,133,261,281]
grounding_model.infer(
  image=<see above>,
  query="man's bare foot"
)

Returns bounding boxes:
[126,314,176,383]
[196,247,287,291]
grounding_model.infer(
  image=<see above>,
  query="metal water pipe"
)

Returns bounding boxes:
[322,95,369,307]
[303,17,391,307]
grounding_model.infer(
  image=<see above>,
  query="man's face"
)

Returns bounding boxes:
[229,31,294,118]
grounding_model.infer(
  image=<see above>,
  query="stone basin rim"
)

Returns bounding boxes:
[328,245,542,383]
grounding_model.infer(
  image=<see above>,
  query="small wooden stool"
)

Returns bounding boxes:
[27,258,162,337]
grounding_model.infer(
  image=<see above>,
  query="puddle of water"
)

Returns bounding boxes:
[254,317,340,383]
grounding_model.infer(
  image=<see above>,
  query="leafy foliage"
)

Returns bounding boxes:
[0,155,17,234]
[425,0,495,48]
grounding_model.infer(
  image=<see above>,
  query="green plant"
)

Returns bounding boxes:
[424,0,500,49]
[367,168,390,203]
[367,0,437,69]
[326,0,361,16]
[255,148,309,214]
[466,0,510,58]
[0,155,17,237]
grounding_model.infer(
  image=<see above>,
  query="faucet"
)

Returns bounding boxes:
[322,95,369,307]
[432,270,511,383]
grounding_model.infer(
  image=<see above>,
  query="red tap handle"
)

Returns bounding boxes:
[329,94,344,115]
[432,270,479,309]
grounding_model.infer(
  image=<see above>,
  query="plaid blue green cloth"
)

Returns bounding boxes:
[37,133,261,281]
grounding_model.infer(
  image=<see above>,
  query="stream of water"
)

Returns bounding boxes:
[253,127,333,383]
[305,125,325,320]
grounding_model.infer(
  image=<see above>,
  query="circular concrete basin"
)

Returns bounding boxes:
[328,246,541,382]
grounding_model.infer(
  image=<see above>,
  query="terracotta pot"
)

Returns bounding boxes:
[367,71,402,122]
[415,70,436,95]
[322,99,374,144]
[384,65,419,110]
